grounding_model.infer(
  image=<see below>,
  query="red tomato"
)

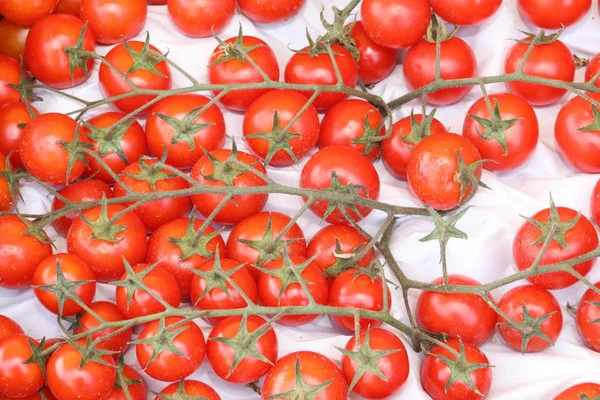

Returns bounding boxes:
[300,146,380,224]
[403,37,477,106]
[262,351,348,399]
[585,53,600,88]
[430,0,502,26]
[0,0,58,26]
[421,339,492,400]
[208,35,280,112]
[0,20,30,63]
[347,21,397,85]
[51,180,113,237]
[576,281,600,352]
[145,217,226,299]
[553,383,600,400]
[284,44,358,111]
[513,206,599,289]
[0,316,23,341]
[0,335,44,398]
[56,0,82,16]
[318,99,386,161]
[237,0,305,23]
[505,36,574,106]
[115,263,181,319]
[206,315,278,384]
[361,0,431,49]
[154,380,220,400]
[25,14,95,89]
[75,301,132,354]
[99,39,172,114]
[106,365,146,400]
[517,0,591,29]
[555,92,600,173]
[147,0,166,4]
[0,387,56,400]
[167,0,235,37]
[0,153,13,212]
[341,328,409,399]
[0,215,52,290]
[145,94,226,169]
[67,204,148,282]
[463,93,539,171]
[80,0,147,45]
[136,316,205,382]
[0,103,39,168]
[407,132,483,211]
[190,148,268,225]
[0,56,21,107]
[592,180,600,226]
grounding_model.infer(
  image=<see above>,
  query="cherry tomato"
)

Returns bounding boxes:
[237,0,305,23]
[154,380,220,400]
[0,153,13,212]
[0,20,30,63]
[75,301,132,354]
[81,0,147,45]
[167,0,235,37]
[554,383,600,400]
[0,57,21,107]
[56,0,82,16]
[592,180,600,226]
[0,103,39,169]
[0,335,44,398]
[0,316,23,341]
[347,21,397,85]
[517,0,591,29]
[0,387,56,400]
[585,53,600,88]
[576,281,600,352]
[106,365,146,400]
[0,0,58,26]
[430,0,502,26]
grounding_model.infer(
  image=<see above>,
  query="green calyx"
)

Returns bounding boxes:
[265,357,333,399]
[424,14,458,44]
[168,213,220,260]
[499,303,557,353]
[155,104,214,151]
[64,23,94,81]
[323,238,364,278]
[453,152,490,208]
[515,28,564,46]
[154,380,210,400]
[209,24,265,66]
[469,101,521,155]
[401,109,439,147]
[109,259,158,310]
[124,32,166,77]
[316,6,360,60]
[123,159,176,191]
[350,112,386,159]
[321,171,366,222]
[83,119,135,161]
[200,140,251,187]
[579,104,600,132]
[59,124,92,185]
[245,111,301,166]
[521,194,580,249]
[189,251,243,305]
[80,196,127,243]
[255,248,315,298]
[131,317,191,368]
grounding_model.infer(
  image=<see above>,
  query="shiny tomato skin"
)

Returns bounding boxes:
[576,281,600,352]
[463,93,539,171]
[0,0,58,26]
[585,53,600,88]
[553,383,600,400]
[0,20,29,66]
[56,0,82,16]
[75,301,132,354]
[106,365,146,400]
[237,0,305,23]
[0,387,57,400]
[517,0,591,29]
[207,315,278,384]
[154,381,220,400]
[284,44,358,111]
[0,153,13,212]
[403,37,477,106]
[0,335,44,398]
[0,57,21,107]
[0,316,23,341]
[167,0,235,37]
[347,21,397,85]
[0,103,39,169]
[80,0,147,45]
[430,0,502,26]
[593,180,600,226]
[513,207,599,289]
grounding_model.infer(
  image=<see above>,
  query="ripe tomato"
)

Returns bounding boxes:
[0,387,56,400]
[513,206,598,289]
[0,153,13,212]
[25,14,95,89]
[421,339,492,400]
[0,0,58,26]
[0,216,52,290]
[56,0,82,16]
[145,94,226,169]
[592,180,600,226]
[67,204,148,282]
[407,132,483,211]
[136,316,205,382]
[208,35,280,112]
[403,37,477,106]
[99,39,172,114]
[51,180,113,237]
[555,92,600,173]
[0,20,30,63]
[167,0,235,37]
[463,93,539,171]
[258,256,328,326]
[517,0,591,29]
[0,103,39,169]
[0,335,44,398]
[190,148,268,225]
[154,380,220,400]
[190,258,258,325]
[0,316,23,341]
[505,36,574,106]
[80,0,147,45]
[75,301,132,354]
[576,281,600,352]
[284,44,358,111]
[347,21,397,85]
[237,0,305,23]
[300,146,380,224]
[430,0,502,26]
[47,340,116,400]
[361,0,430,49]
[106,365,146,400]
[0,57,21,107]
[585,53,600,88]
[341,328,409,399]
[318,99,386,161]
[226,211,307,280]
[115,263,181,319]
[243,89,320,166]
[262,351,348,399]
[553,383,600,400]
[206,315,278,384]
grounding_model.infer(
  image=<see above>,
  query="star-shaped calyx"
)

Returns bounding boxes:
[315,6,359,60]
[1,154,26,206]
[265,358,333,399]
[123,158,176,191]
[64,23,95,81]
[131,317,191,367]
[168,213,220,260]
[453,152,490,207]
[23,336,48,380]
[65,336,117,368]
[124,32,167,77]
[109,259,157,310]
[255,248,315,299]
[324,239,366,278]
[81,195,127,243]
[245,111,301,166]
[209,24,265,66]
[154,102,215,151]
[18,214,53,246]
[521,194,580,248]
[579,104,600,132]
[200,139,252,187]
[83,118,136,162]
[420,206,469,263]
[59,123,92,185]
[350,112,386,159]
[401,109,440,147]
[9,59,42,105]
[321,171,366,221]
[499,304,557,353]
[189,250,244,306]
[154,380,210,400]
[515,28,564,46]
[469,101,521,154]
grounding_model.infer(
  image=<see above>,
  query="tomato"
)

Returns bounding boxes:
[0,153,13,212]
[513,206,598,290]
[0,215,53,290]
[145,217,226,299]
[361,0,431,49]
[145,94,225,169]
[226,211,307,280]
[0,20,29,63]
[593,180,600,226]
[0,0,58,26]
[554,383,600,400]
[237,0,305,23]
[115,263,181,320]
[341,328,409,399]
[75,301,132,354]
[0,335,44,398]
[208,35,280,112]
[0,387,57,400]
[407,132,483,211]
[347,21,397,85]
[25,14,95,89]
[585,53,600,88]
[47,340,116,400]
[463,93,539,171]
[106,365,146,400]
[81,0,147,45]
[113,159,191,232]
[167,0,235,37]
[403,37,477,106]
[20,113,89,185]
[99,39,171,114]
[56,0,82,16]
[0,57,21,107]
[154,380,220,400]
[430,0,502,26]
[505,36,574,106]
[300,146,380,224]
[421,339,492,400]
[243,89,320,166]
[0,316,23,341]
[51,180,113,237]
[576,281,600,352]
[67,204,148,282]
[136,316,205,382]
[318,99,386,161]
[262,351,348,399]
[206,315,278,384]
[190,258,258,325]
[517,0,591,29]
[555,92,600,173]
[190,148,268,225]
[0,103,39,169]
